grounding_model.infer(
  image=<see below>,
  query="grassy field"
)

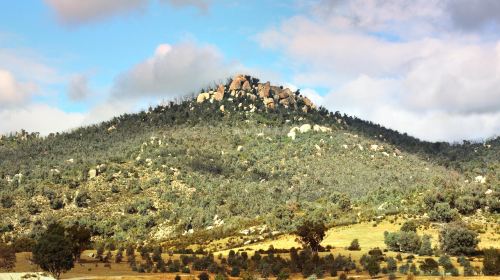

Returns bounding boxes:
[9,220,499,279]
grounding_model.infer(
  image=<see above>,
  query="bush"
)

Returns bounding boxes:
[342,238,359,251]
[0,195,14,208]
[230,265,240,277]
[429,202,457,222]
[482,248,500,275]
[419,258,438,275]
[418,234,433,256]
[198,272,210,280]
[386,257,397,272]
[75,191,90,208]
[400,220,418,232]
[439,223,478,255]
[0,242,16,271]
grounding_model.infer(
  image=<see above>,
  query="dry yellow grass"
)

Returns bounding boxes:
[10,220,499,279]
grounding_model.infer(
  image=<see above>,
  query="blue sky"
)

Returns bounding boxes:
[1,0,500,142]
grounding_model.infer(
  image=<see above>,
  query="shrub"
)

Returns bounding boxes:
[398,231,421,253]
[482,248,500,275]
[439,223,478,255]
[386,257,397,272]
[429,202,457,222]
[364,256,380,277]
[0,195,14,208]
[400,220,418,232]
[419,258,438,275]
[418,234,433,256]
[230,265,240,277]
[75,191,90,208]
[0,242,16,271]
[347,239,360,251]
[198,272,210,280]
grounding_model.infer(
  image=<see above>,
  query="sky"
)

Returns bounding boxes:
[1,0,500,142]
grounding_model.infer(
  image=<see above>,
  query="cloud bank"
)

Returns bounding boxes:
[258,0,500,141]
[112,42,242,99]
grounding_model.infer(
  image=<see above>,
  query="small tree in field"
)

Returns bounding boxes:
[347,239,360,251]
[0,242,16,271]
[296,220,326,252]
[439,223,478,255]
[32,223,74,279]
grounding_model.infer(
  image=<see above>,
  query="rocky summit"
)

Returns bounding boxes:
[196,74,316,112]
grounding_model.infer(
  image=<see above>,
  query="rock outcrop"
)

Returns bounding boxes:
[196,74,317,112]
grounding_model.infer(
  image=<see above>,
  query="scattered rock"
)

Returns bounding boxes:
[196,92,210,103]
[474,175,486,184]
[485,189,493,195]
[258,82,271,98]
[220,105,225,112]
[229,74,247,91]
[299,124,311,133]
[214,84,225,101]
[263,97,275,109]
[88,169,97,179]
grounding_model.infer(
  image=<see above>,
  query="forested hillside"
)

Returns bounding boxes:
[0,75,498,244]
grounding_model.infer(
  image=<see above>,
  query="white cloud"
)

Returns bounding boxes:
[0,104,85,136]
[112,42,243,98]
[258,1,500,141]
[0,69,35,108]
[44,0,211,25]
[68,74,91,101]
[44,0,149,25]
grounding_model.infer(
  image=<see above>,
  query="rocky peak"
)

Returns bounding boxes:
[196,74,317,113]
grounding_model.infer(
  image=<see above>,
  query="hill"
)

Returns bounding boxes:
[0,74,498,245]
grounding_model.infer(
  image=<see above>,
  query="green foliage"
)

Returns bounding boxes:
[361,255,380,277]
[0,75,497,245]
[198,272,210,280]
[429,202,458,222]
[384,230,421,253]
[439,223,479,256]
[418,234,433,256]
[32,223,74,279]
[400,220,418,232]
[296,220,326,252]
[347,239,360,251]
[482,248,500,275]
[419,258,439,275]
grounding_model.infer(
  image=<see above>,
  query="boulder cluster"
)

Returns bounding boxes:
[196,74,317,113]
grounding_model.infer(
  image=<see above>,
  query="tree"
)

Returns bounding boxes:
[400,220,418,232]
[418,234,433,256]
[419,258,439,275]
[439,223,478,255]
[386,257,397,273]
[482,248,500,275]
[296,220,326,252]
[364,255,380,277]
[0,242,16,271]
[66,224,91,262]
[347,239,360,251]
[198,272,210,280]
[429,202,457,222]
[32,223,74,279]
